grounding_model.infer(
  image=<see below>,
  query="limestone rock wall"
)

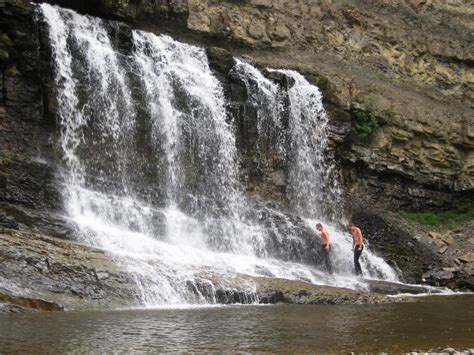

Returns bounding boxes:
[32,0,474,211]
[187,0,473,101]
[180,0,474,209]
[0,0,472,292]
[1,0,473,228]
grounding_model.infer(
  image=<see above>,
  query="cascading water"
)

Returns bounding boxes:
[267,69,344,221]
[233,61,398,282]
[232,62,343,221]
[131,32,265,255]
[39,3,190,305]
[39,3,398,307]
[232,59,285,165]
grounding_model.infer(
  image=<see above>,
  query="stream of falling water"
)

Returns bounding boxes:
[39,3,398,307]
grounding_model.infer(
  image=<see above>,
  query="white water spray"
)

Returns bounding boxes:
[232,59,285,163]
[267,69,344,220]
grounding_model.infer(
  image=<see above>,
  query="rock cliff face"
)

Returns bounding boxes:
[184,0,473,211]
[23,0,473,212]
[0,0,473,291]
[0,0,69,237]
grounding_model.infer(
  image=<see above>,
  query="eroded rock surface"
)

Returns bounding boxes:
[0,228,405,310]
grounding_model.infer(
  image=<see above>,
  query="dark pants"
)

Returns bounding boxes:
[322,244,332,274]
[353,245,363,276]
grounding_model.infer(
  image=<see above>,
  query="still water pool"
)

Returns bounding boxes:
[0,296,473,353]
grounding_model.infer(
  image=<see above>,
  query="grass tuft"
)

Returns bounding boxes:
[405,206,474,227]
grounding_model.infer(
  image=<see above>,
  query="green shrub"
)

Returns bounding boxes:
[317,75,329,91]
[351,109,378,136]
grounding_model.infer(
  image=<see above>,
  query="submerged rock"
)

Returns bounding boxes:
[0,303,35,313]
[0,291,63,312]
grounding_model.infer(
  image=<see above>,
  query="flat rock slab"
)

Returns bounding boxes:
[365,279,443,295]
[202,273,399,305]
[0,229,399,311]
[0,228,141,311]
[250,276,397,304]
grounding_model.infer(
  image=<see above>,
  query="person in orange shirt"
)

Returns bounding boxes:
[348,223,364,276]
[316,223,332,273]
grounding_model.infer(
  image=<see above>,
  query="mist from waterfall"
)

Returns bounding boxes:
[39,3,398,307]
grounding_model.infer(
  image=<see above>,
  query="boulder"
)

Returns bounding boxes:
[422,269,456,288]
[442,234,455,245]
[206,47,235,75]
[439,245,448,254]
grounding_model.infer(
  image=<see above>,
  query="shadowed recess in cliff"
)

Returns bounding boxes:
[38,3,398,307]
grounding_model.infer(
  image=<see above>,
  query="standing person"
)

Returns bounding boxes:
[348,223,364,276]
[316,223,332,274]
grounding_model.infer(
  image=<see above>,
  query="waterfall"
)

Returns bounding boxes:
[232,62,343,220]
[39,3,398,307]
[131,31,262,255]
[232,59,285,165]
[266,69,343,220]
[233,61,398,282]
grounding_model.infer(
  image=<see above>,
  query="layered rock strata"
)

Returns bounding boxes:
[29,0,474,211]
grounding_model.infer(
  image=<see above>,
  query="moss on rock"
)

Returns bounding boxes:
[206,46,235,75]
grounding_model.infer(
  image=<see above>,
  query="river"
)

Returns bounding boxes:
[1,296,472,353]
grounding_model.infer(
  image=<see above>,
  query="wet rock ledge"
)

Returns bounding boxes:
[0,228,403,312]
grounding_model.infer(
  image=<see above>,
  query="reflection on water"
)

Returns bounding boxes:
[1,296,473,353]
